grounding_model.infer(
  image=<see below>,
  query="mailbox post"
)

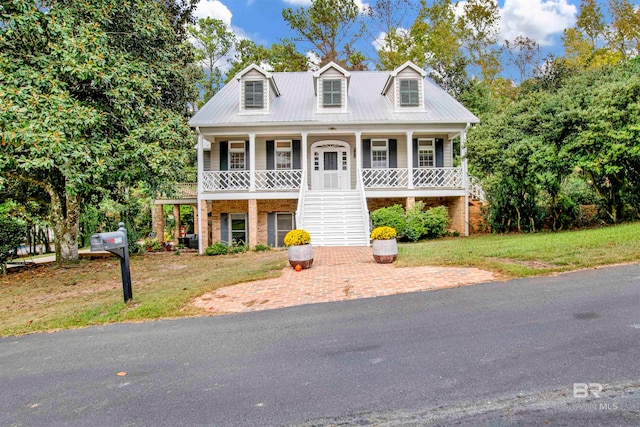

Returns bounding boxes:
[90,222,133,303]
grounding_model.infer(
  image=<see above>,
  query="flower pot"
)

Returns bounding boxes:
[287,244,313,269]
[372,238,398,263]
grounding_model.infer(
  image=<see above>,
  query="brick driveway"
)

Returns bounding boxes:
[193,246,495,314]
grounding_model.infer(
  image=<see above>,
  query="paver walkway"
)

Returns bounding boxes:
[193,247,495,314]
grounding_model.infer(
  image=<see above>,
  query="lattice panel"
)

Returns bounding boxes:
[201,171,250,191]
[468,175,486,201]
[413,168,462,188]
[255,170,302,190]
[361,168,409,188]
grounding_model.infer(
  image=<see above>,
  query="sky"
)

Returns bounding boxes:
[192,0,585,79]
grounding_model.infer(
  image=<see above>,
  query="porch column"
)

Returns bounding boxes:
[461,125,470,236]
[199,200,210,253]
[197,131,203,194]
[248,199,258,248]
[249,133,256,191]
[406,131,414,189]
[155,204,164,244]
[355,131,362,187]
[301,132,308,189]
[193,204,199,235]
[173,204,180,243]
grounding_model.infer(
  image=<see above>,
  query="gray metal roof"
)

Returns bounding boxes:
[189,70,479,128]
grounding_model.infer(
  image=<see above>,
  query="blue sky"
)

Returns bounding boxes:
[193,0,586,78]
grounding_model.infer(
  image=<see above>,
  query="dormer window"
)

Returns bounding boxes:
[244,81,264,108]
[400,79,419,106]
[322,79,342,107]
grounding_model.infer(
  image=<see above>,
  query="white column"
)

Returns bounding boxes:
[301,132,308,188]
[406,131,414,189]
[355,131,362,188]
[461,125,469,237]
[249,133,256,191]
[197,130,204,254]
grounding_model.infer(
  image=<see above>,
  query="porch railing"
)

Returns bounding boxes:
[201,170,302,191]
[361,167,463,189]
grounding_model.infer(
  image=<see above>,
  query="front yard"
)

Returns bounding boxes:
[1,222,639,337]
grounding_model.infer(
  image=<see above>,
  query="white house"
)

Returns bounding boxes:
[176,61,480,253]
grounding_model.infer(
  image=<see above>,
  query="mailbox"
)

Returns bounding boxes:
[90,223,133,303]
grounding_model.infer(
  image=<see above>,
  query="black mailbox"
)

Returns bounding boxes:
[90,223,133,303]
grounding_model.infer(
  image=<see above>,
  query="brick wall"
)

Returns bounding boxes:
[257,200,298,245]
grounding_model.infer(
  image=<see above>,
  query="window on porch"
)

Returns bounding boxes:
[418,138,435,168]
[276,213,294,247]
[230,213,247,245]
[275,140,292,170]
[371,139,388,168]
[229,141,246,170]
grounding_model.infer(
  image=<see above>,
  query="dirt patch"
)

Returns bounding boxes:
[489,257,558,269]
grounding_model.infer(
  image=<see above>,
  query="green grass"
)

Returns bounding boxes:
[397,222,640,277]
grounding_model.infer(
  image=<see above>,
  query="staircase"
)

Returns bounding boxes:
[298,190,370,246]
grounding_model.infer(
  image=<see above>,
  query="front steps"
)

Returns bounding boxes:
[299,191,369,246]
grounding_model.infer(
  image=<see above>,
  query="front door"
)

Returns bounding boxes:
[311,142,350,190]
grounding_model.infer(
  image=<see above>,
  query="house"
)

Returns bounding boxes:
[183,61,480,253]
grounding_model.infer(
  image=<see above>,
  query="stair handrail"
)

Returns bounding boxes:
[295,171,307,228]
[356,167,371,246]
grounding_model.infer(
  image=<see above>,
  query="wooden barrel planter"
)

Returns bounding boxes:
[372,238,398,264]
[287,244,314,269]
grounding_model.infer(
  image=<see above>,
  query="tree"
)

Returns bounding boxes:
[282,0,366,69]
[1,0,197,262]
[365,0,417,70]
[504,35,541,84]
[458,0,502,83]
[188,17,236,105]
[606,0,640,60]
[226,39,308,82]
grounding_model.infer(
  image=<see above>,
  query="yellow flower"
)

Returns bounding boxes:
[284,229,311,246]
[370,226,397,240]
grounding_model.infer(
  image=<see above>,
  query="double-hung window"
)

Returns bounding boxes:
[245,81,264,108]
[275,140,292,170]
[418,138,435,167]
[371,139,388,169]
[275,213,294,248]
[399,79,419,107]
[229,213,247,245]
[322,79,342,107]
[229,141,246,170]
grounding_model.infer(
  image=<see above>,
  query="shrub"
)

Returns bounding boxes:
[404,202,427,242]
[205,242,229,256]
[0,216,27,274]
[370,226,397,240]
[370,204,406,237]
[284,229,311,246]
[423,206,450,239]
[230,245,247,254]
[253,244,271,252]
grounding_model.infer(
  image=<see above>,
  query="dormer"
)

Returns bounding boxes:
[236,64,280,114]
[382,61,427,112]
[313,62,350,113]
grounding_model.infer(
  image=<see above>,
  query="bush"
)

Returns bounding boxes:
[0,216,27,274]
[404,202,427,242]
[253,244,271,252]
[369,204,406,237]
[205,242,229,256]
[423,206,450,239]
[230,245,247,254]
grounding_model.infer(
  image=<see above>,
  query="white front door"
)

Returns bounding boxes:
[311,142,350,190]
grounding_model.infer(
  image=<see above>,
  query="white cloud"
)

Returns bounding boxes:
[372,28,410,52]
[282,0,370,13]
[194,0,233,24]
[500,0,577,46]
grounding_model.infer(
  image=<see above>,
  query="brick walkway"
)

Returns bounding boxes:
[193,247,495,314]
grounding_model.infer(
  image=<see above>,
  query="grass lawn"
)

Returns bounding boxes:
[1,222,639,337]
[397,222,640,277]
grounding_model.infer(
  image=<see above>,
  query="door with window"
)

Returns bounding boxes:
[311,142,350,190]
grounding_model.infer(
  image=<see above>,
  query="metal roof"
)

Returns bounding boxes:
[189,70,479,128]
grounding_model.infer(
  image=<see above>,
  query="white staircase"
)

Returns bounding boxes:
[298,190,370,246]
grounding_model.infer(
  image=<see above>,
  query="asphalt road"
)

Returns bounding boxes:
[1,264,639,426]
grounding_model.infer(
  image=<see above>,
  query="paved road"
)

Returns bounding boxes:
[1,264,639,426]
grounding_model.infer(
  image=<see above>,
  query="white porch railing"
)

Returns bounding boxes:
[356,168,371,245]
[468,175,486,201]
[201,170,302,191]
[361,167,463,189]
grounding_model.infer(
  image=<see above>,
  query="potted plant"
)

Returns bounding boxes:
[370,226,398,264]
[284,229,313,269]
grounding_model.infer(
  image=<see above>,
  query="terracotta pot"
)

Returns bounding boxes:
[372,238,398,263]
[287,244,314,269]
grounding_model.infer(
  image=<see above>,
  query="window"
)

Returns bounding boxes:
[418,138,434,167]
[322,79,342,107]
[229,213,247,245]
[275,140,292,170]
[399,79,419,106]
[371,139,388,169]
[275,213,294,247]
[229,141,245,170]
[245,81,264,108]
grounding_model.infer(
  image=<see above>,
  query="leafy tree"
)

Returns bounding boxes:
[504,35,540,84]
[606,0,640,60]
[188,17,236,105]
[365,0,417,70]
[282,0,366,69]
[226,39,308,82]
[1,0,197,262]
[458,0,502,83]
[0,213,28,275]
